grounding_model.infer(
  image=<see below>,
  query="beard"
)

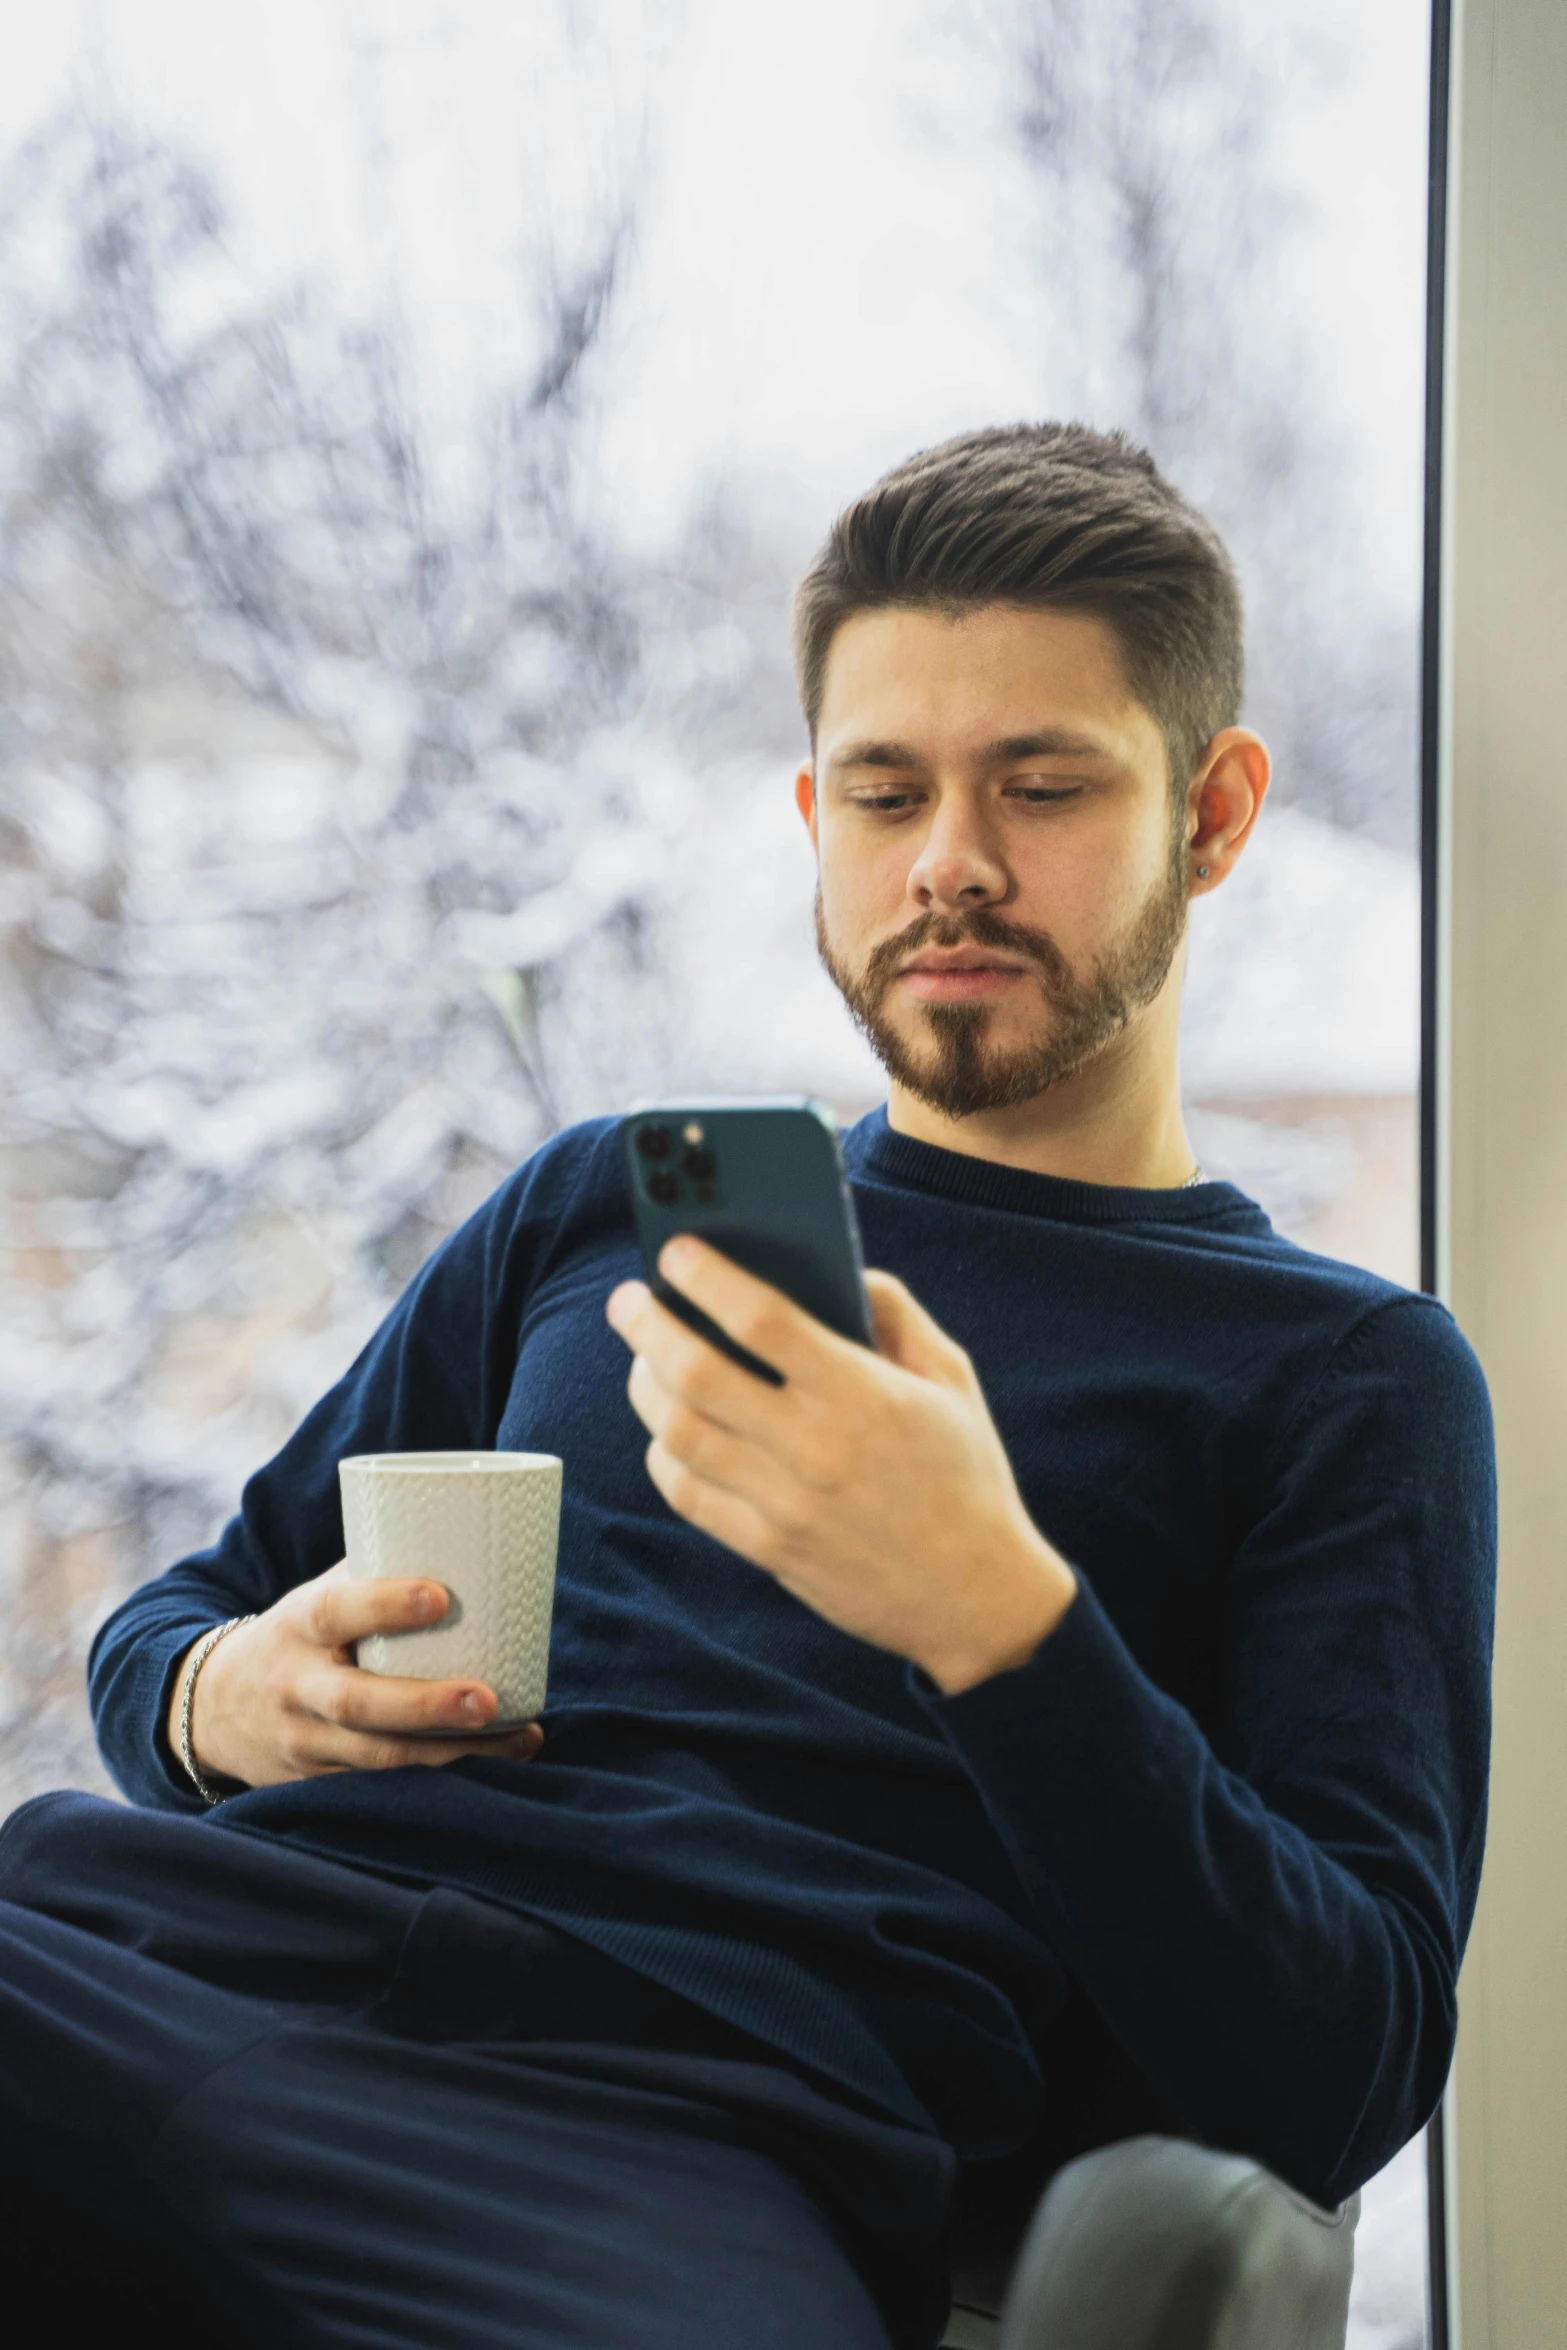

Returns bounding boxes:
[813,832,1189,1121]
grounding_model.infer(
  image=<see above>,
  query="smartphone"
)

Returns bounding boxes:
[619,1097,874,1384]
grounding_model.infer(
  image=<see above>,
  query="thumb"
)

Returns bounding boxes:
[863,1269,972,1385]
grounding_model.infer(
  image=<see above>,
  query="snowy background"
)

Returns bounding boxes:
[0,1,1431,2339]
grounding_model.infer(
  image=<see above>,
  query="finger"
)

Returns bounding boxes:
[299,1660,503,1738]
[643,1435,784,1569]
[627,1352,782,1501]
[608,1279,800,1439]
[308,1723,544,1774]
[862,1268,973,1384]
[302,1574,451,1651]
[654,1236,855,1389]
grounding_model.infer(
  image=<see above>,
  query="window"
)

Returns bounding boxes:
[0,7,1438,2335]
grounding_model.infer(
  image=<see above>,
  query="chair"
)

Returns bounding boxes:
[939,2136,1360,2349]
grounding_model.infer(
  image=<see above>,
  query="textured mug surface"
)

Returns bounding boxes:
[339,1452,562,1728]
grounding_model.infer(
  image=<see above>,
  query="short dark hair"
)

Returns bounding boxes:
[792,422,1243,791]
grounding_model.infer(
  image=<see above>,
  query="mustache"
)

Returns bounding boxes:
[860,907,1074,998]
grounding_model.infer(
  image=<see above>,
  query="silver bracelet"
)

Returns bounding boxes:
[176,1616,255,1806]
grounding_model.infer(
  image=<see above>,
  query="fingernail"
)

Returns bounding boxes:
[659,1237,695,1277]
[460,1690,486,1720]
[413,1585,440,1619]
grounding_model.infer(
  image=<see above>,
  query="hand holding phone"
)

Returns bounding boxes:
[606,1155,1078,1690]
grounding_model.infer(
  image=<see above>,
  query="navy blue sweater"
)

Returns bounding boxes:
[90,1110,1495,2204]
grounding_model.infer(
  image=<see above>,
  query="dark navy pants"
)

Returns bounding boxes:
[0,1794,954,2348]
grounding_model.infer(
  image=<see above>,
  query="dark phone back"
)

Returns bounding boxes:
[620,1098,873,1382]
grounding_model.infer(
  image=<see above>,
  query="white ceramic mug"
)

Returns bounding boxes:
[338,1451,563,1730]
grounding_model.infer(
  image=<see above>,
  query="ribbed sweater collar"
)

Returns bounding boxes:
[842,1102,1253,1228]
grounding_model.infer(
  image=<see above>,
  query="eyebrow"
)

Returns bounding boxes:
[826,728,1112,773]
[826,740,923,772]
[982,730,1111,762]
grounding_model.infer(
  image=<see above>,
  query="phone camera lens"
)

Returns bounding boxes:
[635,1124,673,1162]
[646,1170,679,1205]
[682,1147,716,1183]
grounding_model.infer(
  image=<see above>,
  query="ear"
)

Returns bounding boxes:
[1186,729,1270,895]
[794,765,818,850]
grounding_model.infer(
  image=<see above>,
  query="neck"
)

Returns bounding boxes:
[884,988,1197,1190]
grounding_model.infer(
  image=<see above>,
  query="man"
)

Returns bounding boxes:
[1,425,1493,2349]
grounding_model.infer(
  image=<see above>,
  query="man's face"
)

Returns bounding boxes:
[799,603,1189,1120]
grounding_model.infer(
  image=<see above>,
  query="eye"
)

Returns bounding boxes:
[855,792,921,814]
[1005,783,1083,806]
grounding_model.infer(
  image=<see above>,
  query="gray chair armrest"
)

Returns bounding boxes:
[982,2136,1358,2350]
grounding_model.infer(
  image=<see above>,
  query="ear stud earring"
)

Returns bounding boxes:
[1196,864,1210,878]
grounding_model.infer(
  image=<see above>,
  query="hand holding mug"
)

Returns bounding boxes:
[168,1563,544,1791]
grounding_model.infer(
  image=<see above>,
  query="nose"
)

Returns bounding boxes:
[905,796,1010,913]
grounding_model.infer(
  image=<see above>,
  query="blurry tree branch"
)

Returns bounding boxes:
[0,100,685,1799]
[993,0,1419,847]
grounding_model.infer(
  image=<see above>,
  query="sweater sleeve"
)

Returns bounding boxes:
[914,1295,1496,2207]
[88,1123,605,1811]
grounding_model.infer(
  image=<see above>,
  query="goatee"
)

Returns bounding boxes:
[813,842,1188,1121]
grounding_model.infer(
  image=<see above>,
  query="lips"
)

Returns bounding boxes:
[897,956,1029,1001]
[900,957,1025,977]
